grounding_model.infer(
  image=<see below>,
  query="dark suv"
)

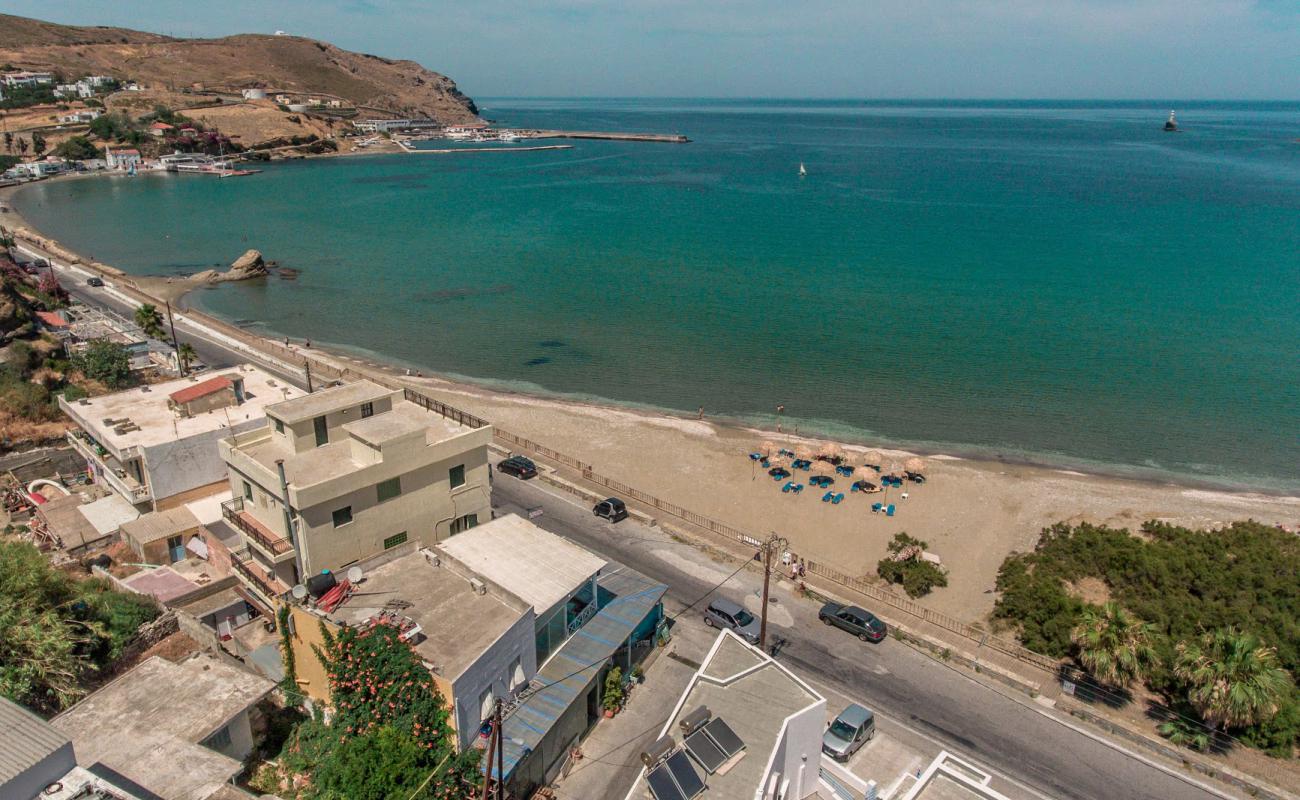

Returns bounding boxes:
[818,602,887,642]
[496,455,538,479]
[592,497,628,523]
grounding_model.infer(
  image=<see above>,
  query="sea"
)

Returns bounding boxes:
[13,99,1300,492]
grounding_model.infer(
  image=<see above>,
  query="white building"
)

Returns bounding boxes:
[241,88,267,100]
[60,365,303,511]
[0,71,54,89]
[104,147,142,170]
[624,630,827,800]
[58,109,102,124]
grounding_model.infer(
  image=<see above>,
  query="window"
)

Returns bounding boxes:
[274,418,284,434]
[313,415,328,447]
[332,506,352,527]
[449,513,478,535]
[205,724,233,751]
[377,476,401,502]
[383,531,408,549]
[510,657,525,690]
[361,401,374,418]
[479,688,495,721]
[242,480,252,501]
[449,464,466,489]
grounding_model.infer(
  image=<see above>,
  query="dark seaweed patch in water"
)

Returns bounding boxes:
[538,340,566,348]
[524,357,551,367]
[353,173,428,186]
[417,284,513,304]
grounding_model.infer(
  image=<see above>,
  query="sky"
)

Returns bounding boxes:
[6,1,1298,100]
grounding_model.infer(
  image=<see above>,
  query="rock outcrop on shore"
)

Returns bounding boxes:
[192,249,270,284]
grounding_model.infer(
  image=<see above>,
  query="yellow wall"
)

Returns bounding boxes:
[285,603,333,705]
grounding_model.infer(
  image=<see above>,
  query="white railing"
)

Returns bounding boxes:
[65,431,150,501]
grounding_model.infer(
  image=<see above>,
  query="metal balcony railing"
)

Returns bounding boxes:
[66,430,150,501]
[232,555,288,601]
[221,497,294,556]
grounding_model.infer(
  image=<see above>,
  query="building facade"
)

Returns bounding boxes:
[217,380,492,604]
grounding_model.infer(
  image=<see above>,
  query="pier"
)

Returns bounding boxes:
[519,129,690,144]
[397,143,574,155]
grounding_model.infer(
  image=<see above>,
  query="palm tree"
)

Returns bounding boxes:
[1173,628,1293,734]
[134,303,165,339]
[177,342,196,375]
[1071,601,1158,688]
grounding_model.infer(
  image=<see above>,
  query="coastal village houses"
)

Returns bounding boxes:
[60,365,302,513]
[105,147,142,170]
[216,380,492,605]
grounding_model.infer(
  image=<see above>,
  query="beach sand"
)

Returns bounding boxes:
[5,177,1298,625]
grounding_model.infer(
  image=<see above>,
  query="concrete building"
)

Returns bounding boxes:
[217,380,492,604]
[120,505,206,564]
[60,365,302,511]
[0,71,54,88]
[105,147,142,170]
[59,109,103,123]
[51,653,275,800]
[623,630,827,800]
[0,697,161,800]
[282,541,537,749]
[438,516,668,795]
[241,88,266,100]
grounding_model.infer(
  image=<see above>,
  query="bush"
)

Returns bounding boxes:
[73,339,131,388]
[876,533,948,598]
[53,136,101,161]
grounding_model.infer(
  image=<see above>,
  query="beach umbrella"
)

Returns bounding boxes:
[760,440,777,456]
[811,460,835,477]
[904,456,926,475]
[767,454,789,469]
[886,461,906,477]
[863,450,883,468]
[857,471,879,487]
[793,445,813,461]
[817,442,844,462]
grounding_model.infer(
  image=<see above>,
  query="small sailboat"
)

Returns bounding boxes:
[799,161,807,178]
[1164,111,1178,132]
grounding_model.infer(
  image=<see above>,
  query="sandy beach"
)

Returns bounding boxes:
[4,175,1298,626]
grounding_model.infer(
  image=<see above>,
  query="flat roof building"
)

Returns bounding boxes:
[623,630,826,800]
[52,653,275,800]
[283,543,537,749]
[218,380,492,606]
[61,365,302,512]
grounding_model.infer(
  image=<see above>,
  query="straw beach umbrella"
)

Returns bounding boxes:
[794,445,813,461]
[857,471,879,488]
[760,440,777,457]
[767,454,789,470]
[904,457,926,476]
[817,442,844,463]
[863,450,883,469]
[811,460,835,478]
[884,461,904,478]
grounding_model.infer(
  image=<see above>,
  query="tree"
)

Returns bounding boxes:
[0,540,158,714]
[1071,602,1159,688]
[3,131,12,153]
[178,342,197,374]
[74,339,131,388]
[134,303,165,339]
[30,132,45,157]
[52,136,101,161]
[1174,628,1293,734]
[876,532,948,598]
[17,137,28,156]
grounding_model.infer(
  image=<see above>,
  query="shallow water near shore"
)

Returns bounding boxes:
[14,99,1300,492]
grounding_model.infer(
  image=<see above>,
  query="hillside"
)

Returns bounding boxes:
[0,13,479,123]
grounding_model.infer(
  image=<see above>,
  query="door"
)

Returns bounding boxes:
[166,535,185,563]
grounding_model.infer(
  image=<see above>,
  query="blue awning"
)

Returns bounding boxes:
[492,570,667,781]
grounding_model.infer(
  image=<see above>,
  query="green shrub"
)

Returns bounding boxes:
[876,532,949,598]
[73,339,131,388]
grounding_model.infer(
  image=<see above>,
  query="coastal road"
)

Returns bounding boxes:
[490,470,1237,800]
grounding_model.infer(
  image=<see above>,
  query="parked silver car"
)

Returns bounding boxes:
[703,598,761,644]
[823,703,875,761]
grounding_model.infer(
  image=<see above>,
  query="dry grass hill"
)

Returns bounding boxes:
[0,13,479,123]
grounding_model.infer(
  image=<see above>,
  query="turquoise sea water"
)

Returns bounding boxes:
[14,99,1300,491]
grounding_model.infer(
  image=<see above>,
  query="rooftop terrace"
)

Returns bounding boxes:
[60,365,301,454]
[266,380,393,424]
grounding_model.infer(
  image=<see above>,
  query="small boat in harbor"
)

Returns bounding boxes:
[799,162,807,177]
[1164,111,1178,132]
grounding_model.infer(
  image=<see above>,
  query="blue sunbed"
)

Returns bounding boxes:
[886,504,896,516]
[792,483,804,493]
[832,493,844,504]
[822,491,834,502]
[872,502,883,512]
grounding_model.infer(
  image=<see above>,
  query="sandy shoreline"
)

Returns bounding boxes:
[4,174,1297,625]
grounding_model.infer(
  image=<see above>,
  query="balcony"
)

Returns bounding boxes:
[232,554,291,603]
[222,497,296,562]
[66,430,150,503]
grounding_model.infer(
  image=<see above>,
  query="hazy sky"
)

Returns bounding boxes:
[7,1,1298,99]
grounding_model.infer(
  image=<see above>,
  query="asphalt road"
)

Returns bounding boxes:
[490,471,1233,800]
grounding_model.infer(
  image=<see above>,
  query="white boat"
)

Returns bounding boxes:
[799,162,807,177]
[1164,111,1178,132]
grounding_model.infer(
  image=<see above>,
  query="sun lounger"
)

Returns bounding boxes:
[832,493,844,504]
[749,452,763,460]
[872,502,883,512]
[850,482,860,492]
[822,491,834,502]
[886,504,896,516]
[792,483,804,493]
[782,482,793,493]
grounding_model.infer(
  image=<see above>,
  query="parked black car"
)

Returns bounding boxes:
[818,602,887,642]
[86,276,104,287]
[496,455,538,479]
[592,497,628,523]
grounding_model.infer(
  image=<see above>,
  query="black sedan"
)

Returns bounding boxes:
[819,602,888,643]
[496,455,538,479]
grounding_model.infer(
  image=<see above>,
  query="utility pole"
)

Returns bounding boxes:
[304,359,313,393]
[165,301,183,376]
[759,532,788,651]
[496,698,505,800]
[480,703,497,800]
